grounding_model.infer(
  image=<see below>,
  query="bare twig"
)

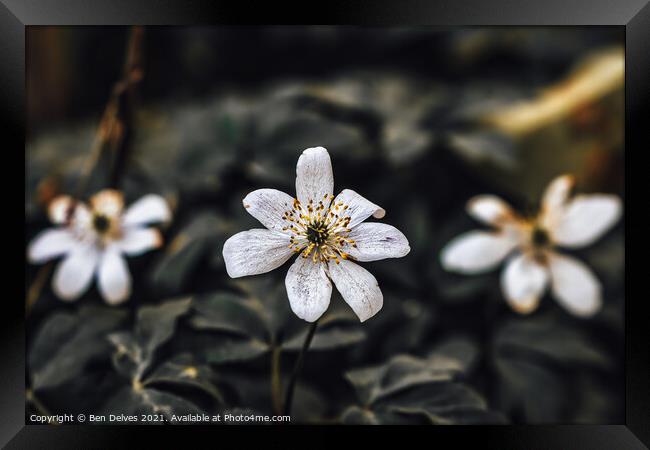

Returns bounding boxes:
[73,27,144,197]
[108,26,145,188]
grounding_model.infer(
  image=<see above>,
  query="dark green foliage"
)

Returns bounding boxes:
[25,27,623,425]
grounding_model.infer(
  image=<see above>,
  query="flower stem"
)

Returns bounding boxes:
[26,389,58,425]
[270,345,283,415]
[282,320,318,416]
[26,263,53,316]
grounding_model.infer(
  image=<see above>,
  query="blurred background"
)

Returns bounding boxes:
[25,26,624,424]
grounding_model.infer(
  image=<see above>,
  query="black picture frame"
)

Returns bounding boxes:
[3,0,648,448]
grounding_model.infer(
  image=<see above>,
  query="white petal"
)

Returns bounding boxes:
[242,188,295,233]
[48,196,75,224]
[98,247,132,305]
[222,229,293,278]
[501,253,548,314]
[48,197,93,231]
[539,174,575,230]
[123,194,171,227]
[346,223,410,262]
[295,147,334,206]
[440,231,517,274]
[117,227,162,256]
[328,259,383,322]
[551,195,622,248]
[90,189,124,219]
[548,252,602,317]
[332,189,386,229]
[542,174,574,213]
[52,244,99,301]
[28,228,78,263]
[70,203,93,230]
[285,257,332,322]
[466,195,517,227]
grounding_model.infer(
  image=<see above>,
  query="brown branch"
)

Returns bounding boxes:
[72,27,144,197]
[108,26,145,189]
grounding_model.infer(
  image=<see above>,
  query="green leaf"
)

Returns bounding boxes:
[201,336,270,364]
[252,98,374,162]
[187,289,272,364]
[492,313,614,422]
[494,314,613,370]
[343,353,503,424]
[580,230,624,291]
[345,354,462,406]
[571,374,622,423]
[150,213,234,295]
[188,281,367,364]
[283,327,365,352]
[431,336,480,375]
[217,371,327,421]
[340,406,389,425]
[107,331,141,379]
[360,295,436,359]
[376,383,503,425]
[494,356,566,423]
[131,99,246,195]
[282,309,366,352]
[144,354,224,403]
[231,277,294,337]
[136,297,193,357]
[108,297,192,380]
[101,386,204,421]
[29,305,127,391]
[190,292,268,341]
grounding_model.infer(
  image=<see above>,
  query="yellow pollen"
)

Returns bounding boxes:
[283,196,356,264]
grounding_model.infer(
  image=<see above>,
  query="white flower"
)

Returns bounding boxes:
[223,147,410,322]
[440,175,622,317]
[28,190,171,304]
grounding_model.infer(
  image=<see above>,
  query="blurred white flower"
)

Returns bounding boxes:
[28,190,171,304]
[440,175,622,317]
[223,147,410,322]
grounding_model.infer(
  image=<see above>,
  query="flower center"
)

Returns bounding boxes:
[531,225,550,247]
[282,195,357,264]
[92,214,111,234]
[306,220,329,245]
